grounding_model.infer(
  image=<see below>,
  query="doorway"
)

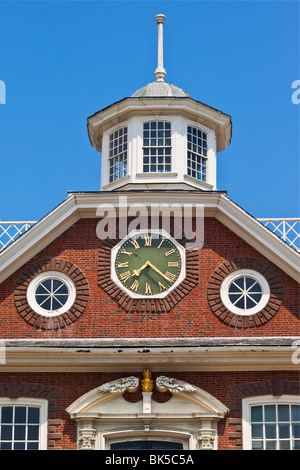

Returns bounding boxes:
[110,440,184,450]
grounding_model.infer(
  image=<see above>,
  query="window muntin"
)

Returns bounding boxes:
[27,271,76,317]
[250,403,300,450]
[228,276,263,310]
[109,127,128,183]
[220,269,270,316]
[35,278,69,312]
[187,126,207,182]
[143,121,171,173]
[0,405,41,450]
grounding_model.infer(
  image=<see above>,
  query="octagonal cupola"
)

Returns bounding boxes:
[87,14,232,192]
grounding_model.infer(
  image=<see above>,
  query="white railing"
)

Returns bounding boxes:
[0,219,299,252]
[0,222,37,251]
[258,218,300,252]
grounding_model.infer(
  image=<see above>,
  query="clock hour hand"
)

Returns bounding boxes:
[132,260,150,277]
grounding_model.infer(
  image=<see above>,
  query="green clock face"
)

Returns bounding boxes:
[114,232,183,297]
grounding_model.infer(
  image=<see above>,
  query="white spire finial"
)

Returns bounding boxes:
[154,14,166,82]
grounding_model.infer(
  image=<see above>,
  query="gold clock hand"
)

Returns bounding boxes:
[132,260,150,277]
[147,261,172,282]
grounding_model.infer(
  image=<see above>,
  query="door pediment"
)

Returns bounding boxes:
[66,375,228,420]
[66,375,229,450]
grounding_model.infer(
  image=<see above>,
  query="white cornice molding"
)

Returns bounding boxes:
[87,97,232,152]
[88,98,231,128]
[1,337,299,372]
[0,192,299,284]
[4,336,298,347]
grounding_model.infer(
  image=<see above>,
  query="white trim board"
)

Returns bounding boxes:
[1,338,299,372]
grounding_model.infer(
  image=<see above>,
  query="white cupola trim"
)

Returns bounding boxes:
[99,114,218,192]
[87,14,232,192]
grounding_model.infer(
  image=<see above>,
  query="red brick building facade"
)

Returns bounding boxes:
[0,15,299,452]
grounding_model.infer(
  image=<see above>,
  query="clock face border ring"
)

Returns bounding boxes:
[111,229,186,299]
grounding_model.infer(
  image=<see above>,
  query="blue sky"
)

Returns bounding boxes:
[0,0,299,222]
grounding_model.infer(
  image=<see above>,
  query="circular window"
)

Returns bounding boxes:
[27,271,76,317]
[220,269,270,316]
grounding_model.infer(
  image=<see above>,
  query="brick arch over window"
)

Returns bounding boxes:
[14,258,90,330]
[207,256,284,329]
[228,375,300,450]
[0,377,62,449]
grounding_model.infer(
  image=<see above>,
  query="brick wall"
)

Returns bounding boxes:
[0,217,299,338]
[0,370,299,450]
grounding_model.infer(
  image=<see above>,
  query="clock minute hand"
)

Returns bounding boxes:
[147,261,171,282]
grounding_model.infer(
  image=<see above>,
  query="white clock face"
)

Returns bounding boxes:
[111,230,186,299]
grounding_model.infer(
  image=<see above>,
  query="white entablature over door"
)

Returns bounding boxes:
[66,374,229,450]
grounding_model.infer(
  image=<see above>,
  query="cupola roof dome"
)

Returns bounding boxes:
[132,14,190,100]
[132,81,190,98]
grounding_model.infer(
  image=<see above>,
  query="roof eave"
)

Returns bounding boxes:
[87,96,232,153]
[2,337,299,373]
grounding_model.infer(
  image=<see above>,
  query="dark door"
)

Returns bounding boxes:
[111,440,183,450]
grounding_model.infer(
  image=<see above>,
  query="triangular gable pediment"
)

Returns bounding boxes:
[0,191,299,284]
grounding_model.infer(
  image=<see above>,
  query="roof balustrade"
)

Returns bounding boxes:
[0,218,299,252]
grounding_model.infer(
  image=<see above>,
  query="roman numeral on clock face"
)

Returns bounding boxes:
[145,283,152,295]
[168,261,179,267]
[157,238,165,249]
[130,239,140,250]
[158,281,166,292]
[117,262,129,268]
[119,271,131,282]
[144,235,152,246]
[120,248,132,257]
[164,271,177,282]
[165,248,176,257]
[130,280,139,292]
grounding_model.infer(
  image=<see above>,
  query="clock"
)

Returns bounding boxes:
[111,230,185,298]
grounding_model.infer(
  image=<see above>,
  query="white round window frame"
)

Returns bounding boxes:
[220,269,270,316]
[27,271,76,317]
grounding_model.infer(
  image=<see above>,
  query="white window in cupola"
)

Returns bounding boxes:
[143,121,171,173]
[109,127,128,183]
[187,126,207,182]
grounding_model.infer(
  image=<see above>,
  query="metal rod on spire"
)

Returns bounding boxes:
[154,14,166,82]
